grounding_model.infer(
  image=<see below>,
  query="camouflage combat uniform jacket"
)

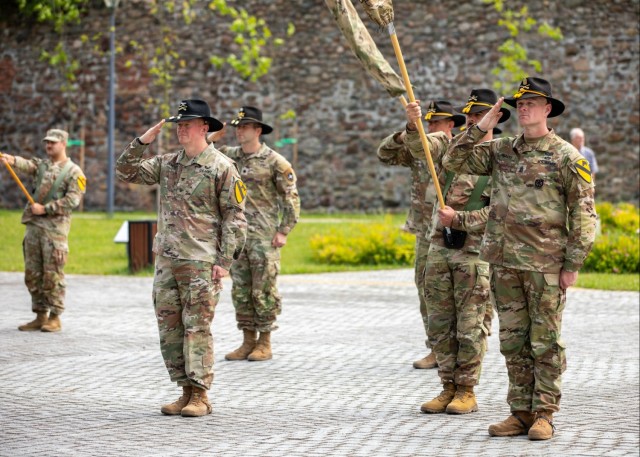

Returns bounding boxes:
[218,143,300,240]
[443,125,596,272]
[14,156,86,249]
[404,130,491,251]
[377,132,435,236]
[116,139,247,269]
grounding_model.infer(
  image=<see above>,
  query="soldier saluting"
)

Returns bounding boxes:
[443,77,597,440]
[117,99,247,417]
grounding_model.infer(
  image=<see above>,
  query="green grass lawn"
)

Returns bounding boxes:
[0,209,637,291]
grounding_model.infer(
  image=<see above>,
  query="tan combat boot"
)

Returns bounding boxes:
[248,332,272,361]
[41,313,61,333]
[488,411,536,437]
[181,386,212,417]
[420,382,456,414]
[446,385,478,414]
[225,329,257,361]
[528,411,555,440]
[18,311,49,331]
[413,352,437,369]
[160,385,193,415]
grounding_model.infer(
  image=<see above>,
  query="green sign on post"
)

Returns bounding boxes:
[67,139,85,147]
[274,138,298,148]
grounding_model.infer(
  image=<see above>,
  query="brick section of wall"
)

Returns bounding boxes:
[0,0,638,211]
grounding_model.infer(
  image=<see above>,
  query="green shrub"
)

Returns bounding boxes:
[583,233,639,274]
[310,217,415,266]
[596,202,639,235]
[583,202,640,273]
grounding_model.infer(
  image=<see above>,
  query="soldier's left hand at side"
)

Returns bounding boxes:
[212,265,229,280]
[559,269,579,290]
[272,232,287,248]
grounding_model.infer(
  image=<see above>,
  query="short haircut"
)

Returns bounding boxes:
[570,128,585,139]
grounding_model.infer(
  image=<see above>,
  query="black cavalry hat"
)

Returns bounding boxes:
[165,99,223,132]
[504,77,565,118]
[229,106,273,135]
[423,100,465,128]
[455,88,511,123]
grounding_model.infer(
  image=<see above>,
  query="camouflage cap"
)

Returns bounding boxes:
[42,129,69,143]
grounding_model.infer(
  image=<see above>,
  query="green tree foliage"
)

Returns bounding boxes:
[11,0,294,104]
[208,0,295,82]
[484,0,563,93]
[16,0,87,32]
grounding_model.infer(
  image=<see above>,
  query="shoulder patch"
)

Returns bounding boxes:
[282,167,296,184]
[77,175,87,192]
[233,178,247,204]
[573,157,592,184]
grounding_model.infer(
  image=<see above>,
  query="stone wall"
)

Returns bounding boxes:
[0,0,638,212]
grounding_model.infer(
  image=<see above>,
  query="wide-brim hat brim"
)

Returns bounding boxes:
[454,105,511,124]
[230,118,273,135]
[164,115,224,132]
[425,114,465,128]
[504,94,565,118]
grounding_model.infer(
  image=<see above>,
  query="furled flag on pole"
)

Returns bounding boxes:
[325,0,405,97]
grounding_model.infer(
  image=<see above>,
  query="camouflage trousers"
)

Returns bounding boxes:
[23,224,67,315]
[414,236,431,349]
[231,238,282,333]
[424,245,490,386]
[491,265,567,413]
[153,255,221,390]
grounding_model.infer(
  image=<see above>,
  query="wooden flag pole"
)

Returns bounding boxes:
[388,24,445,209]
[0,152,36,205]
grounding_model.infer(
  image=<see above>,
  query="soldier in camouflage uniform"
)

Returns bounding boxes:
[208,106,300,362]
[377,101,464,370]
[443,78,597,439]
[1,129,86,333]
[404,92,510,415]
[116,99,247,417]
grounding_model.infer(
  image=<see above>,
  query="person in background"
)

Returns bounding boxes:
[1,128,86,333]
[209,106,300,362]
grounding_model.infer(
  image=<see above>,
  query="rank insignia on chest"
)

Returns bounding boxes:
[234,179,247,204]
[574,158,592,184]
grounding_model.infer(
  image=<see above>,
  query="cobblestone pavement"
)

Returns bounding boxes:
[1,270,638,457]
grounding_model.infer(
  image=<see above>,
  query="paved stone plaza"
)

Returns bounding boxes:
[1,270,638,457]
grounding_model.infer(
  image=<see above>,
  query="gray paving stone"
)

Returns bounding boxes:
[0,270,638,456]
